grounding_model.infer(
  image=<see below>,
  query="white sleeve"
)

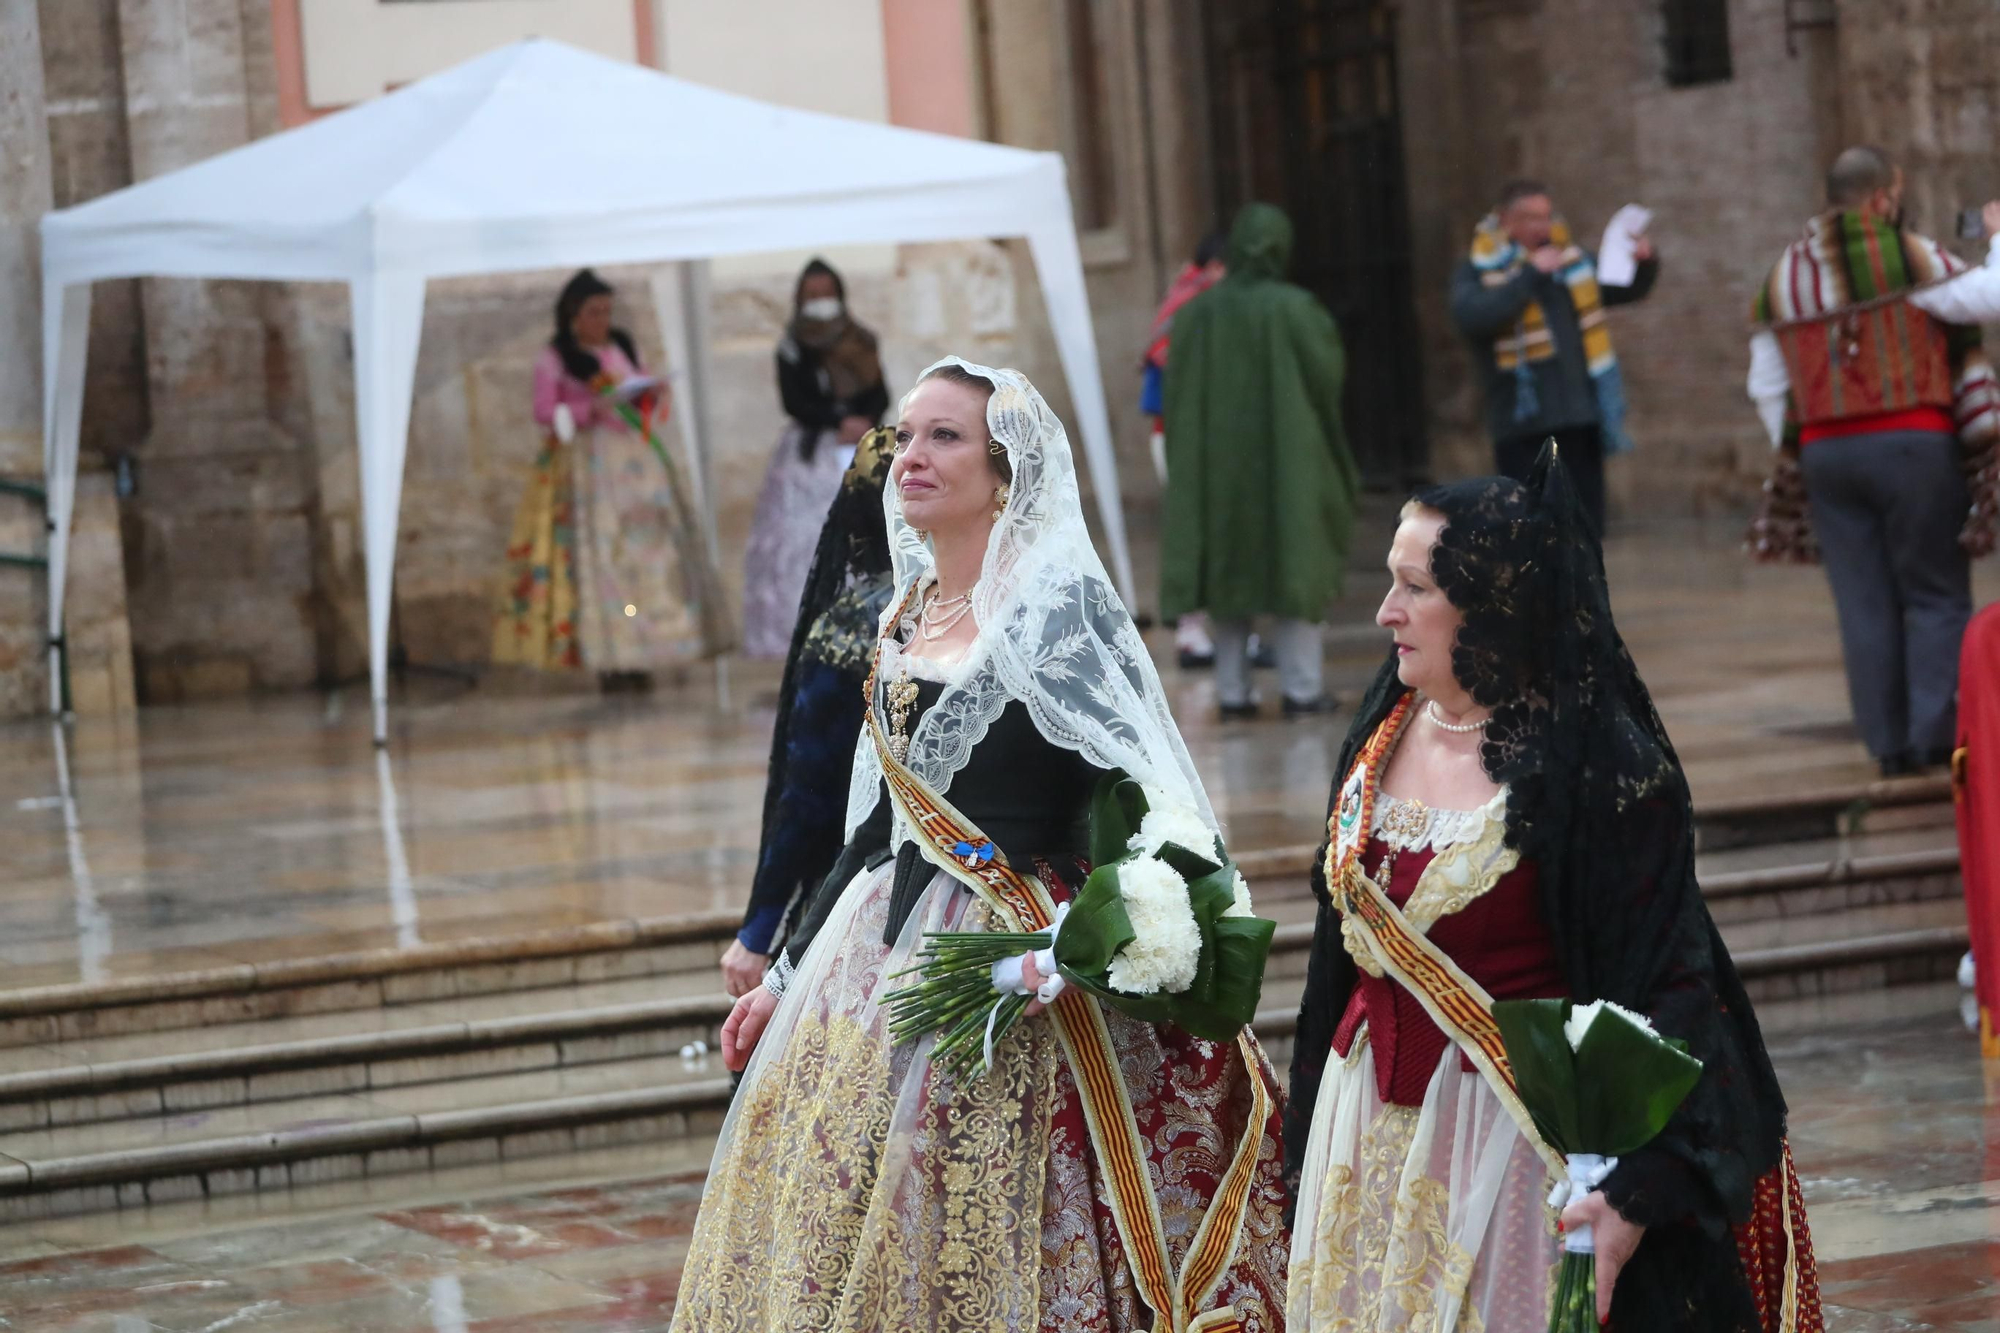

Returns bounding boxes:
[1910,236,2000,324]
[1747,330,1790,448]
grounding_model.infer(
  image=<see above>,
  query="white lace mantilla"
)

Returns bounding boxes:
[845,358,1216,851]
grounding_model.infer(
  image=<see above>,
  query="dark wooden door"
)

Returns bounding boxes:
[1203,0,1427,487]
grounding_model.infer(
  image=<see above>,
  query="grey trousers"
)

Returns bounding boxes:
[1800,430,1973,760]
[1213,618,1323,707]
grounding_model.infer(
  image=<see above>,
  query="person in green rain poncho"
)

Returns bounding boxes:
[1160,202,1361,720]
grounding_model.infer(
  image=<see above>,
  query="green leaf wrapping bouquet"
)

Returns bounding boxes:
[1491,997,1705,1333]
[886,772,1277,1080]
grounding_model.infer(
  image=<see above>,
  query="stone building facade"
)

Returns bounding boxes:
[1,0,1995,717]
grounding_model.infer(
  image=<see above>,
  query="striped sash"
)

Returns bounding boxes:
[863,597,1265,1333]
[1325,695,1564,1175]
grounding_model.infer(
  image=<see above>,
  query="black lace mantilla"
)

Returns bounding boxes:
[1286,446,1790,1333]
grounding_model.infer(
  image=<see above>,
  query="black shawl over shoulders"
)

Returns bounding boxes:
[1288,451,1787,1333]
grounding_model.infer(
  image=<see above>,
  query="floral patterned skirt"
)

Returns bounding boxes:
[493,427,729,672]
[1287,1032,1557,1332]
[670,859,1291,1332]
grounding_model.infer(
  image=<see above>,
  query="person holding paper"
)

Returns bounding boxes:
[1744,146,2000,778]
[1450,180,1658,535]
[743,259,892,658]
[491,268,732,687]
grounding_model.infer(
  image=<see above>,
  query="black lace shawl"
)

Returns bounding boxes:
[744,428,895,948]
[1285,446,1787,1332]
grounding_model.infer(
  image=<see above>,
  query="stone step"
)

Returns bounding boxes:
[0,781,1958,1054]
[0,915,1968,1224]
[0,827,1962,1130]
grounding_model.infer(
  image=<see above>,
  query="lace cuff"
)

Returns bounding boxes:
[762,950,797,1001]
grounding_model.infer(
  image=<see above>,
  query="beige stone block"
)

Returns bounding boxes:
[452,957,577,997]
[143,1173,205,1205]
[368,1043,557,1090]
[429,1136,499,1168]
[380,969,459,1006]
[558,1029,681,1067]
[162,1076,248,1113]
[0,1101,45,1133]
[245,1064,367,1102]
[362,1145,431,1178]
[47,1087,165,1126]
[0,1017,61,1049]
[45,1184,118,1218]
[202,1166,262,1199]
[497,1127,572,1161]
[286,1152,365,1188]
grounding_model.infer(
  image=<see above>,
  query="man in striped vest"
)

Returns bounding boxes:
[1747,145,2000,778]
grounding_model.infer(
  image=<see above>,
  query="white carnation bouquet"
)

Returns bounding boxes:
[886,771,1275,1079]
[1491,997,1706,1333]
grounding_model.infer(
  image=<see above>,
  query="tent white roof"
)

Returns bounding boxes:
[40,39,1130,738]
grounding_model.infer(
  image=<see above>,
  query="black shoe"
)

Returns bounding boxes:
[1915,745,1955,772]
[1878,752,1918,779]
[1178,648,1216,670]
[1282,694,1337,719]
[1218,700,1260,721]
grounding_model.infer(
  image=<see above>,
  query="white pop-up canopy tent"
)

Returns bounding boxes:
[40,38,1132,742]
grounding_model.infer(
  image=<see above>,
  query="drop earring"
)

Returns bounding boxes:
[993,484,1011,519]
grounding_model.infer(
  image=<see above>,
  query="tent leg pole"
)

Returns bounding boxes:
[714,655,731,713]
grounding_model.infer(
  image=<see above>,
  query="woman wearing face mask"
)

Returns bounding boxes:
[742,258,891,658]
[1285,445,1820,1331]
[670,359,1289,1333]
[493,268,731,688]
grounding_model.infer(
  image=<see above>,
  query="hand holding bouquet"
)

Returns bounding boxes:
[1491,997,1705,1333]
[886,772,1276,1079]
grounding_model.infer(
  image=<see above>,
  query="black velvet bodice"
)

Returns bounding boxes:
[783,679,1104,960]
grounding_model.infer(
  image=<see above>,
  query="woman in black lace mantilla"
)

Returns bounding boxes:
[1286,444,1821,1331]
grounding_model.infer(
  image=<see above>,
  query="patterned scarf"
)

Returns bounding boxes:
[1470,215,1634,454]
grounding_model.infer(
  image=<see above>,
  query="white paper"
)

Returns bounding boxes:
[1596,204,1653,287]
[610,374,663,403]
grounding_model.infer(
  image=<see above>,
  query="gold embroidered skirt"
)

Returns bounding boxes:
[1286,1034,1556,1332]
[671,858,1290,1332]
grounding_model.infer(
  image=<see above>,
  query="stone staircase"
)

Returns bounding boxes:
[0,781,1967,1223]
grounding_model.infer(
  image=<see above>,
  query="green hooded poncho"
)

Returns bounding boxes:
[1160,203,1360,622]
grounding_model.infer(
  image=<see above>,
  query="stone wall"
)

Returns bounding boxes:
[275,245,1021,674]
[1398,0,1847,515]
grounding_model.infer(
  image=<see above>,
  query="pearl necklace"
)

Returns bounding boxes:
[918,584,975,642]
[1423,699,1488,734]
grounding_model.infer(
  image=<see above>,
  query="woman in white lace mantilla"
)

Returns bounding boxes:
[669,358,1290,1333]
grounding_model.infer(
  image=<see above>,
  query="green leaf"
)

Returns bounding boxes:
[1207,914,1276,1027]
[1570,1008,1705,1155]
[1051,864,1137,976]
[1491,998,1581,1156]
[1088,770,1148,870]
[1157,840,1226,881]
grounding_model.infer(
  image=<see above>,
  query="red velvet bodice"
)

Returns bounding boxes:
[1331,836,1566,1106]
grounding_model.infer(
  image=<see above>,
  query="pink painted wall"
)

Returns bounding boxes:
[881,0,975,136]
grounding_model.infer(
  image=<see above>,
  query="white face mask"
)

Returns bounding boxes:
[800,297,843,322]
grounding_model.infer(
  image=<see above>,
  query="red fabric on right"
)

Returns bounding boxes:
[1797,406,1954,445]
[1957,602,2000,1058]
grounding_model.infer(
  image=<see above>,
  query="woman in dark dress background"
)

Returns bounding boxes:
[741,259,890,658]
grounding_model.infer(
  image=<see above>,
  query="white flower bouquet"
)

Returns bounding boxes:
[885,771,1275,1079]
[1491,997,1706,1333]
